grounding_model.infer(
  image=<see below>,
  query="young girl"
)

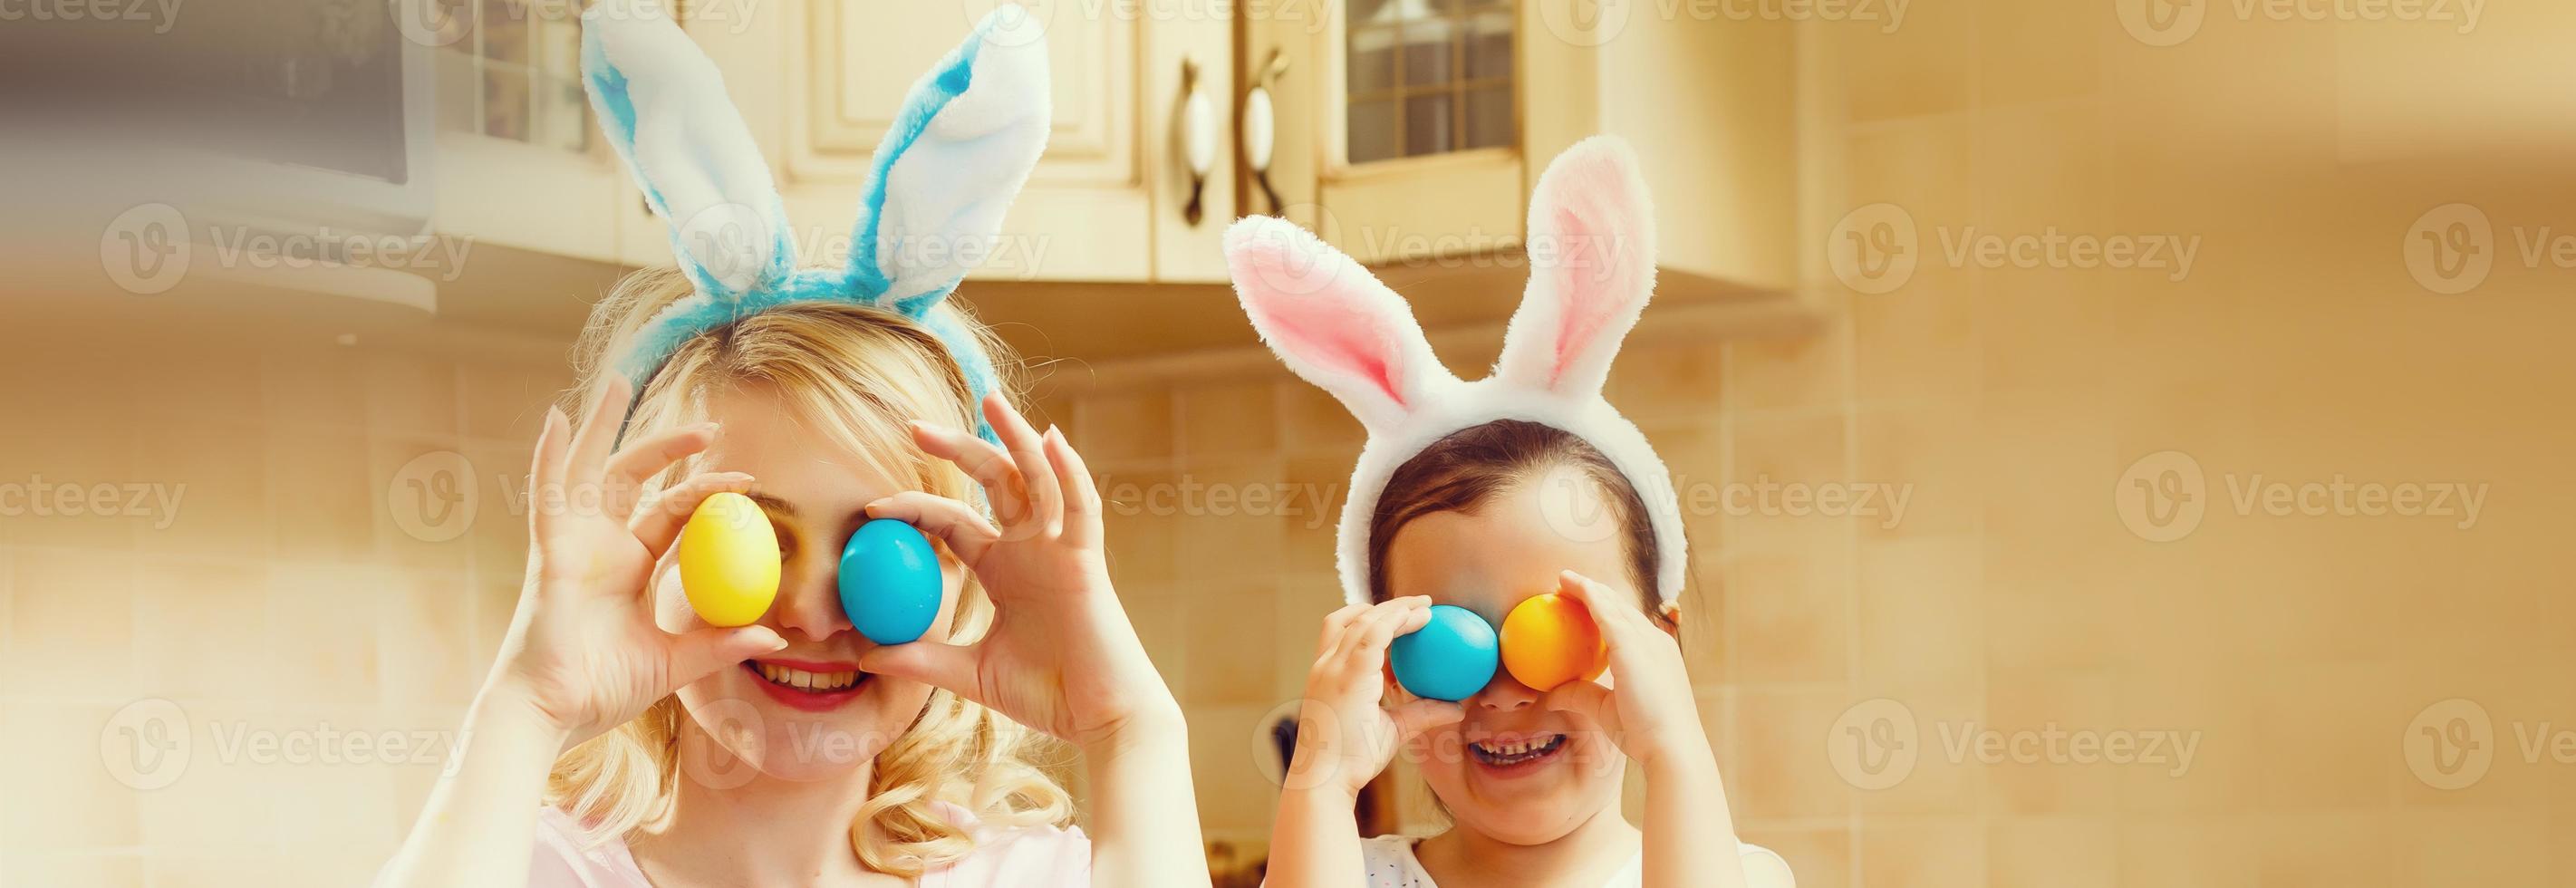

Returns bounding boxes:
[1226,138,1793,888]
[379,6,1204,887]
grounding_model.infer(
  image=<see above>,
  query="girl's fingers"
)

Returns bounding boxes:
[912,420,1035,528]
[566,375,634,488]
[983,394,1063,534]
[1540,678,1616,729]
[1336,597,1432,666]
[856,639,983,700]
[865,491,1001,566]
[666,624,787,690]
[1042,427,1103,548]
[1390,697,1466,741]
[630,472,758,558]
[1556,570,1645,648]
[1316,602,1370,658]
[526,408,572,537]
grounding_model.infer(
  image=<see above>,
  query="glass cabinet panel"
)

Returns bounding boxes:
[1346,0,1514,164]
[435,0,594,153]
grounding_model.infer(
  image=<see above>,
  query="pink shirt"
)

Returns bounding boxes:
[528,805,1090,888]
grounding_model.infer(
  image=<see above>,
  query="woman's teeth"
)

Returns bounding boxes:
[1471,733,1567,766]
[754,663,860,692]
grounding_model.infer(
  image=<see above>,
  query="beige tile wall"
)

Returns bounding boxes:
[1045,6,2576,885]
[0,329,568,884]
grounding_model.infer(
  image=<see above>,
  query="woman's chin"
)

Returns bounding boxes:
[676,673,917,782]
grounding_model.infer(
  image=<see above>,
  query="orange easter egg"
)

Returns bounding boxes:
[1500,593,1608,691]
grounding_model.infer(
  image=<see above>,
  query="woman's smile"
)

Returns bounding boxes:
[740,658,872,712]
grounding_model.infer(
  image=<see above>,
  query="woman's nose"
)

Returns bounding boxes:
[1473,671,1540,711]
[769,552,853,639]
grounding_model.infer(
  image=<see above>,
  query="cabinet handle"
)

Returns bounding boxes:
[1179,57,1218,227]
[1242,50,1287,214]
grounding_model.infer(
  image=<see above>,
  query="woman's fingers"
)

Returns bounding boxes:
[565,375,634,488]
[856,639,983,700]
[630,471,758,558]
[911,420,1035,528]
[526,407,573,537]
[603,422,719,517]
[1042,427,1103,548]
[983,394,1063,535]
[666,623,787,690]
[865,491,1002,565]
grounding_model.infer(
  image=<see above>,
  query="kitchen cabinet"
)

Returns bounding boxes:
[1242,0,1806,299]
[431,2,1235,286]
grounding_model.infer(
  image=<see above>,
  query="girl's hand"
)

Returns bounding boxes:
[488,376,789,746]
[1282,596,1464,799]
[854,393,1181,752]
[1540,570,1709,769]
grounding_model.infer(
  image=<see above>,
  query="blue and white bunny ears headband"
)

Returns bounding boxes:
[1223,137,1688,607]
[581,0,1049,441]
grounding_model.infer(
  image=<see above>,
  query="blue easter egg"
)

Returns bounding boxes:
[1388,604,1500,702]
[838,519,944,645]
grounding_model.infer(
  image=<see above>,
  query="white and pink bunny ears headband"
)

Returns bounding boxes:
[1223,136,1688,607]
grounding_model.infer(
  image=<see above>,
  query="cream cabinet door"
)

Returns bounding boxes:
[780,1,1154,284]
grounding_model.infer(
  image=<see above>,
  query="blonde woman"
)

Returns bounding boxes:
[380,6,1201,887]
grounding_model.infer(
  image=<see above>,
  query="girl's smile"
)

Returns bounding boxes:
[741,658,871,712]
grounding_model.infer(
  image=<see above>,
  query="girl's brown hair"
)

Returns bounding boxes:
[1365,419,1673,625]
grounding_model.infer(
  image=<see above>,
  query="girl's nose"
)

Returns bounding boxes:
[769,551,853,639]
[1473,671,1540,711]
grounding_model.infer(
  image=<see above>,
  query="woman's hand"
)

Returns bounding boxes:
[487,375,788,747]
[1539,570,1710,769]
[854,393,1180,752]
[1282,596,1464,800]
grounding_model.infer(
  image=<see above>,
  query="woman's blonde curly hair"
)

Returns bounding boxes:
[545,267,1072,876]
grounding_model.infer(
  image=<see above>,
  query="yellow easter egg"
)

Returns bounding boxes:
[1500,593,1608,691]
[677,491,780,627]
